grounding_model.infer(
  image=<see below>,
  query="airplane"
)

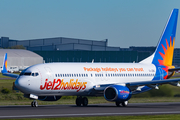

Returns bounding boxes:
[1,8,180,107]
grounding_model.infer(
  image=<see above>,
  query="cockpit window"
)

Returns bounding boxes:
[20,72,24,76]
[24,72,31,76]
[32,73,35,76]
[20,71,39,76]
[32,72,39,77]
[35,73,39,76]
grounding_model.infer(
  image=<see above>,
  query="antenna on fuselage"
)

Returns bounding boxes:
[92,59,94,63]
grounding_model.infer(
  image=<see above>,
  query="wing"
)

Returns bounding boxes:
[93,78,180,94]
[126,78,180,86]
[1,53,19,78]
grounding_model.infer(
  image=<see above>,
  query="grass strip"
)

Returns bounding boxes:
[4,114,180,120]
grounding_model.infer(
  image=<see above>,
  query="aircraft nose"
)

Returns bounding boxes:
[15,77,27,91]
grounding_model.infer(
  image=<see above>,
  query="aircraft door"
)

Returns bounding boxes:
[44,67,54,81]
[104,71,108,81]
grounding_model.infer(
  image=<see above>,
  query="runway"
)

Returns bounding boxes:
[1,102,180,119]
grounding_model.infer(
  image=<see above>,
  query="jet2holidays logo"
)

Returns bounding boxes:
[40,79,87,92]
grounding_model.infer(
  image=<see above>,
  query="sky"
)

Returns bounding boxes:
[0,0,180,48]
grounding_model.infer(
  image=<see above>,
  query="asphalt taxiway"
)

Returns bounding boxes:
[0,102,180,119]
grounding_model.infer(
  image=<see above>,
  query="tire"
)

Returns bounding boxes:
[33,101,38,107]
[115,101,121,107]
[122,101,128,107]
[76,97,82,106]
[82,97,88,106]
[31,102,34,107]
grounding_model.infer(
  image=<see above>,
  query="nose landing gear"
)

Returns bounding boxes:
[31,100,38,107]
[76,96,88,106]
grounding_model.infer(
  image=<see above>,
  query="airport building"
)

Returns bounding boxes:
[0,37,119,51]
[0,36,180,67]
[34,51,150,63]
[0,36,150,63]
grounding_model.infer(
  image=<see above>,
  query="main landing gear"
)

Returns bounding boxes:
[76,96,88,106]
[115,101,128,107]
[31,100,38,107]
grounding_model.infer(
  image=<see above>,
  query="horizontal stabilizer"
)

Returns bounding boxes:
[168,67,180,72]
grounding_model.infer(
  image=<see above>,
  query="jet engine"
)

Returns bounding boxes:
[104,85,131,102]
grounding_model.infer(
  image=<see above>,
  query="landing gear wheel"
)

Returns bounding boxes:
[115,101,121,107]
[34,101,38,107]
[76,97,82,106]
[31,100,38,107]
[82,97,88,106]
[122,101,128,107]
[31,101,34,107]
[76,96,88,107]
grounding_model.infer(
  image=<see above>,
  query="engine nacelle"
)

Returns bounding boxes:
[104,85,131,102]
[38,96,61,101]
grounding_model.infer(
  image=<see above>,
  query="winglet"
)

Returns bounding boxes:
[1,53,8,74]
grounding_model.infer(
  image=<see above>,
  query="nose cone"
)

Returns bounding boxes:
[15,77,27,93]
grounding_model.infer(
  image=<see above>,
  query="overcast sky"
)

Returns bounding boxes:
[0,0,180,48]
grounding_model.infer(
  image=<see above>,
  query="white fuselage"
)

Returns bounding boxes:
[15,62,156,96]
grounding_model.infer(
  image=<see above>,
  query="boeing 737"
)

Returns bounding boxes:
[1,9,180,107]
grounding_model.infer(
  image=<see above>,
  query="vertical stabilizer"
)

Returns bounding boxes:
[140,9,178,66]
